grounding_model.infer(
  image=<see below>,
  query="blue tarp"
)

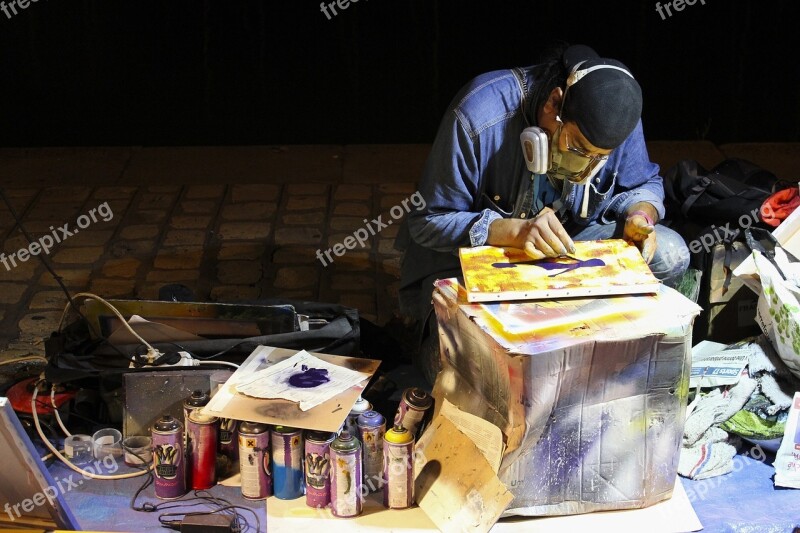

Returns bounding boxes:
[681,452,799,532]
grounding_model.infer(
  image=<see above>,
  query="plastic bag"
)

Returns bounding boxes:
[752,249,800,378]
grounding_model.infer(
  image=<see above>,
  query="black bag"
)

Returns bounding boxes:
[663,159,789,344]
[663,158,789,230]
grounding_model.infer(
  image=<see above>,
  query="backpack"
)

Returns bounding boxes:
[663,159,791,344]
[663,158,789,231]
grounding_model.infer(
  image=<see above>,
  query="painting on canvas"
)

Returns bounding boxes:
[459,239,660,303]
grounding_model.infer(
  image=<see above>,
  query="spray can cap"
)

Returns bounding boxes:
[331,430,361,452]
[154,414,182,432]
[185,390,210,407]
[385,424,414,445]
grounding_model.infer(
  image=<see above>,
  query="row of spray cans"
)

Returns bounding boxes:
[151,390,240,499]
[151,411,306,501]
[151,386,434,513]
[325,387,433,517]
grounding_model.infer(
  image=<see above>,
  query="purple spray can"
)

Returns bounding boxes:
[304,430,335,508]
[151,414,186,500]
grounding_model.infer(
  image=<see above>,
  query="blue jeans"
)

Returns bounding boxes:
[570,222,690,288]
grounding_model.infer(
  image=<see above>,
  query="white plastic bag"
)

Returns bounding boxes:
[753,250,800,378]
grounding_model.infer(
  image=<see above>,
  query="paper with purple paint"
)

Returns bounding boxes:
[235,350,370,411]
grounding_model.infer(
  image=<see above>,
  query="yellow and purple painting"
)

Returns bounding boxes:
[459,239,660,303]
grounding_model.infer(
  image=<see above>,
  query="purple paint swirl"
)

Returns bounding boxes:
[493,258,605,270]
[288,365,330,388]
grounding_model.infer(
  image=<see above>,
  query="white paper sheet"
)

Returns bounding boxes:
[234,350,370,411]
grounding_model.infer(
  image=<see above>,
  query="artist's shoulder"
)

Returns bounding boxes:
[451,69,523,139]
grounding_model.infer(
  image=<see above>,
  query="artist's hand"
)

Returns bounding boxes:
[624,205,657,263]
[487,208,575,260]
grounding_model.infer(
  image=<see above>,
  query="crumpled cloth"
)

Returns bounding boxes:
[678,427,739,480]
[679,336,800,480]
[761,187,800,227]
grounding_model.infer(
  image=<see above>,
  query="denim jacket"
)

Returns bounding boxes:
[397,66,665,289]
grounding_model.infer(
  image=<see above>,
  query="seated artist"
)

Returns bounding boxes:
[395,44,690,383]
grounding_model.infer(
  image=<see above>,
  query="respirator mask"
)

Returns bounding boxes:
[520,61,634,183]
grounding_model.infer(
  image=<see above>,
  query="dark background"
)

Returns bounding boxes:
[0,0,797,146]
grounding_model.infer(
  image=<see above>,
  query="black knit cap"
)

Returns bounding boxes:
[560,45,643,150]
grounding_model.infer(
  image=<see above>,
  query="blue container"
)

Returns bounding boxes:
[271,426,305,499]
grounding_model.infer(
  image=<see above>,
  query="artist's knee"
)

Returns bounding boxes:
[651,225,690,280]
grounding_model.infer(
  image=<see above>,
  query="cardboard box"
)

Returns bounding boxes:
[431,279,701,516]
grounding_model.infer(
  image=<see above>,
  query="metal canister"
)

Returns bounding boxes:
[330,431,362,518]
[238,422,272,500]
[394,387,433,439]
[187,409,219,490]
[357,410,385,493]
[383,425,414,509]
[183,390,210,436]
[343,396,372,438]
[151,414,186,500]
[304,430,335,508]
[217,417,239,478]
[271,426,304,500]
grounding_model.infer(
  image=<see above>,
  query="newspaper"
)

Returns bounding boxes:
[690,340,752,388]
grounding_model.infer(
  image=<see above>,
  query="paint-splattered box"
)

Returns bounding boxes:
[430,278,701,516]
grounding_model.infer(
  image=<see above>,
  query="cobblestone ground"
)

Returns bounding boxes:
[0,182,417,373]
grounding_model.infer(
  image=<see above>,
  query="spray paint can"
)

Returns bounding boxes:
[151,414,186,499]
[394,388,433,439]
[183,390,210,437]
[344,396,372,438]
[357,410,385,493]
[217,417,239,478]
[383,425,414,509]
[304,430,335,508]
[330,431,362,518]
[238,422,272,500]
[187,410,219,490]
[271,426,304,500]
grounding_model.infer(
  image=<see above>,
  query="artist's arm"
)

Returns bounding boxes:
[407,111,499,253]
[602,121,664,262]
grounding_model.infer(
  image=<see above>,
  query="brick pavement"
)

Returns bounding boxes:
[0,181,421,367]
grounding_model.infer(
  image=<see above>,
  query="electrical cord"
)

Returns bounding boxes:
[60,292,162,362]
[133,487,260,533]
[51,385,71,437]
[197,360,240,370]
[31,379,151,480]
[148,339,253,361]
[158,502,260,533]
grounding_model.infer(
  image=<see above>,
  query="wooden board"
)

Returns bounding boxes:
[459,239,660,303]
